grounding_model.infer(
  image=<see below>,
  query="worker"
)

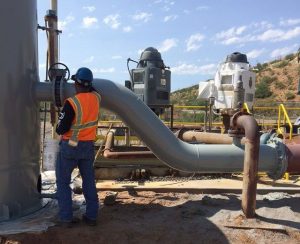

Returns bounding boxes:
[55,67,101,227]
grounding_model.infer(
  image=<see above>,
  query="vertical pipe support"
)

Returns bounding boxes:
[44,5,59,138]
[208,97,215,132]
[204,101,208,132]
[232,114,260,218]
[170,105,174,130]
[51,0,58,13]
[125,127,130,146]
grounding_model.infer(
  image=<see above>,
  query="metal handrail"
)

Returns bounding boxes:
[174,105,206,109]
[163,121,223,126]
[277,104,293,140]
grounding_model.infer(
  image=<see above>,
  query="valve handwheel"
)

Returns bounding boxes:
[48,62,70,81]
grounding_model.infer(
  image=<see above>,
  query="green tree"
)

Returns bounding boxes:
[255,81,272,98]
[286,91,295,100]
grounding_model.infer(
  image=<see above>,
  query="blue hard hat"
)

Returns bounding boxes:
[71,67,93,87]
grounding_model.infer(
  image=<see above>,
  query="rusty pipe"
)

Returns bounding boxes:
[202,132,300,146]
[181,131,246,144]
[288,135,300,144]
[286,143,300,173]
[286,135,300,174]
[104,131,114,149]
[44,5,59,135]
[104,150,156,159]
[103,131,156,159]
[234,115,260,218]
[51,0,57,12]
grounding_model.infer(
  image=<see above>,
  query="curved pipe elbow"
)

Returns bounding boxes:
[235,115,259,143]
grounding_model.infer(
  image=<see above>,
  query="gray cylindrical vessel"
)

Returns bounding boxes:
[0,0,41,220]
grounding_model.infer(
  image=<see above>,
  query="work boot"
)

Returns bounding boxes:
[55,217,80,228]
[82,214,97,226]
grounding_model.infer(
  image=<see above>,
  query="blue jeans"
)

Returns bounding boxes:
[56,140,99,221]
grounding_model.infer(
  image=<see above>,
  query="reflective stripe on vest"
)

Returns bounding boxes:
[69,96,82,142]
[68,91,101,142]
[93,91,101,120]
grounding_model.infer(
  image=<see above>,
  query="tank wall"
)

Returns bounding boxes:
[0,0,41,220]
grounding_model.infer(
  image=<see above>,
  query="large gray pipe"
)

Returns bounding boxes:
[94,79,281,173]
[37,79,283,174]
[0,0,41,220]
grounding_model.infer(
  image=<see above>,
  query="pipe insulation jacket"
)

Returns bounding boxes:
[35,79,282,174]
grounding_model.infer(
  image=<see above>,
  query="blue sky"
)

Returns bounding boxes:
[37,0,300,91]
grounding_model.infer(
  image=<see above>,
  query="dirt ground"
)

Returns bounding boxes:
[2,189,300,244]
[17,123,298,243]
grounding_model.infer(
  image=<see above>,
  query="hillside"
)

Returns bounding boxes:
[171,85,202,106]
[254,53,300,105]
[171,52,300,106]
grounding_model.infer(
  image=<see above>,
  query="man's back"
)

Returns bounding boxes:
[62,92,101,142]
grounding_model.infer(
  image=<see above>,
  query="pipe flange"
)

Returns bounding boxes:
[267,138,288,180]
[60,79,66,107]
[228,110,253,138]
[228,129,244,138]
[51,77,66,107]
[54,78,62,107]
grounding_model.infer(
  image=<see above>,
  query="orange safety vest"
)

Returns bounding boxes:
[62,91,101,142]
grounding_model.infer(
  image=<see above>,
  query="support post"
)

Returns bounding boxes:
[45,1,59,139]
